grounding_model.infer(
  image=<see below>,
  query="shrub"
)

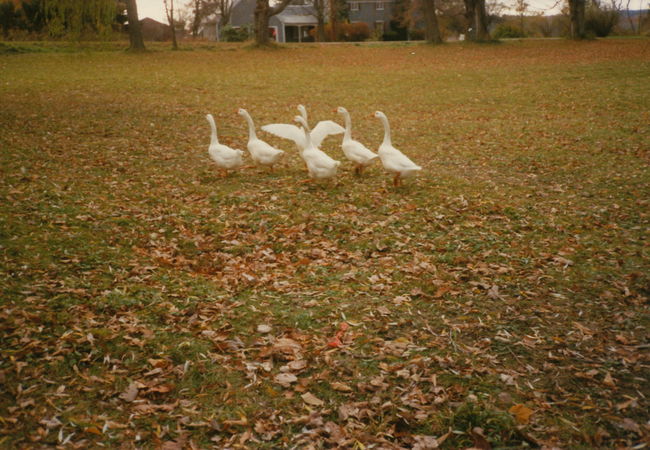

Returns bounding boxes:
[314,22,370,41]
[382,30,400,41]
[493,24,526,38]
[585,3,618,37]
[221,25,249,42]
[0,1,18,38]
[409,29,425,40]
[344,22,370,41]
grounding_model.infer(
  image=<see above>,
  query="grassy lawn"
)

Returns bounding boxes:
[1,38,649,448]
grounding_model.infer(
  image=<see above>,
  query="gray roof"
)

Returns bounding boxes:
[275,5,317,24]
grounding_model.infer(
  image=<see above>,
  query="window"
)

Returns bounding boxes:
[376,1,384,10]
[350,2,359,10]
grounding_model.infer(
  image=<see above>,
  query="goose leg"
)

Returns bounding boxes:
[393,173,400,187]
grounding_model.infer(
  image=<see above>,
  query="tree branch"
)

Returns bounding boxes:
[269,0,294,17]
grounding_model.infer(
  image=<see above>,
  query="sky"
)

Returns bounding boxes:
[134,0,644,22]
[136,0,168,22]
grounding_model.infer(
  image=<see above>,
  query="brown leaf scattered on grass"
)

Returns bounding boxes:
[509,404,534,424]
[301,392,325,407]
[119,383,140,402]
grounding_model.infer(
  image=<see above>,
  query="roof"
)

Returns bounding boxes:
[274,5,317,24]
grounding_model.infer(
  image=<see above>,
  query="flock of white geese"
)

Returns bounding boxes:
[205,105,422,187]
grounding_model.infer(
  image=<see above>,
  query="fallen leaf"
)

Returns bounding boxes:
[119,382,139,402]
[413,435,439,449]
[301,392,324,407]
[509,404,534,424]
[433,286,451,298]
[603,372,615,387]
[469,427,491,449]
[617,418,640,433]
[274,373,298,387]
[84,426,102,435]
[287,359,307,371]
[331,381,353,392]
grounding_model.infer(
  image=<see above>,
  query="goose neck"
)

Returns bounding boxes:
[343,111,352,141]
[299,106,308,123]
[380,115,392,146]
[207,115,218,146]
[301,123,313,149]
[242,111,257,141]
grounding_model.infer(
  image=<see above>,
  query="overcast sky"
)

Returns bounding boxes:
[134,0,642,22]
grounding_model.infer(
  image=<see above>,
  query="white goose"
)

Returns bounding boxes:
[337,106,379,175]
[261,105,344,152]
[294,115,341,181]
[374,111,422,187]
[206,114,244,175]
[238,108,285,170]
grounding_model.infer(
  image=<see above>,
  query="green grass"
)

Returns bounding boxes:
[0,38,649,448]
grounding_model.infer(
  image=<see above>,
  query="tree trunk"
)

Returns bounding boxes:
[464,0,489,40]
[568,0,586,39]
[165,0,179,50]
[125,0,145,51]
[191,0,201,38]
[314,0,326,42]
[254,0,271,45]
[329,0,339,40]
[316,17,326,41]
[474,0,489,40]
[422,0,442,43]
[253,0,293,45]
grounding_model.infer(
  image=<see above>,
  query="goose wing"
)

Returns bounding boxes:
[261,123,305,146]
[381,148,421,172]
[310,120,345,147]
[343,140,378,164]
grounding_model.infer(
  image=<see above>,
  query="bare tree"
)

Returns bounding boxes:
[125,0,145,50]
[464,0,490,40]
[188,0,202,37]
[253,0,293,44]
[531,13,554,36]
[567,0,586,38]
[515,0,529,32]
[434,0,467,36]
[164,0,179,49]
[623,0,639,33]
[212,0,234,28]
[312,0,327,41]
[422,0,442,42]
[486,0,507,27]
[329,0,340,40]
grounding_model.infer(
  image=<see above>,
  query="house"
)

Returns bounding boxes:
[205,0,397,41]
[139,17,173,41]
[199,17,219,40]
[348,0,395,34]
[220,0,317,42]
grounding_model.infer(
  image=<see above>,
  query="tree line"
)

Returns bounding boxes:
[0,0,127,38]
[0,0,647,47]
